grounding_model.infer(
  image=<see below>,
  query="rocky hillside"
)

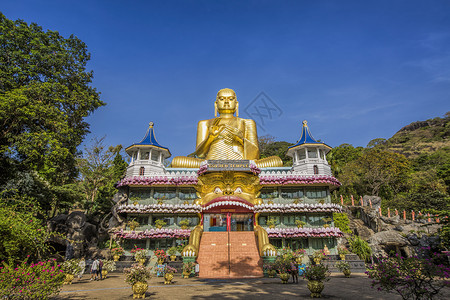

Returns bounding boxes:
[380,112,450,158]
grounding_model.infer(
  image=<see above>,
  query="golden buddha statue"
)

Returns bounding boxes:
[171,88,283,168]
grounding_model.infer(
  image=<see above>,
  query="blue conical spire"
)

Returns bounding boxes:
[288,120,331,149]
[127,122,169,151]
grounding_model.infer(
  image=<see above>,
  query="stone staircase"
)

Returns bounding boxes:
[197,232,263,278]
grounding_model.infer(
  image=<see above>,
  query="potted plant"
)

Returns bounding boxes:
[335,260,351,278]
[182,261,196,278]
[128,219,140,231]
[62,259,82,285]
[274,257,293,284]
[266,217,277,229]
[168,246,177,261]
[111,247,125,261]
[155,219,167,229]
[303,264,331,298]
[179,219,190,229]
[263,262,276,278]
[312,250,326,265]
[102,260,116,279]
[154,249,167,264]
[131,246,147,265]
[295,220,306,228]
[337,245,349,261]
[163,266,177,284]
[124,264,152,299]
[294,249,307,264]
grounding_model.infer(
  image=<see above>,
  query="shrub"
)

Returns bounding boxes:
[335,260,350,272]
[123,264,152,286]
[103,260,116,272]
[167,246,177,256]
[131,246,147,260]
[154,249,167,260]
[62,259,82,275]
[164,266,177,274]
[182,261,196,273]
[333,213,352,234]
[366,253,450,300]
[0,258,65,299]
[303,264,331,282]
[273,257,293,274]
[349,235,372,262]
[111,247,125,256]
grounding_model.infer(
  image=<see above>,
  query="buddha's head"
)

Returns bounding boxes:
[215,88,238,116]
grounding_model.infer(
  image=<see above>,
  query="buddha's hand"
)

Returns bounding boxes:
[209,119,225,137]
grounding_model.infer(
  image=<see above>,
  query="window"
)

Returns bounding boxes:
[298,149,306,160]
[308,148,317,158]
[313,165,319,175]
[139,167,145,176]
[305,187,327,199]
[179,188,197,200]
[280,187,304,199]
[154,188,177,200]
[260,188,278,199]
[151,151,159,161]
[176,216,199,226]
[142,151,149,160]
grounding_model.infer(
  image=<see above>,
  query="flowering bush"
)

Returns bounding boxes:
[114,228,191,240]
[164,266,177,274]
[335,261,350,272]
[183,261,196,273]
[111,247,125,256]
[303,264,331,282]
[131,247,147,260]
[294,249,307,258]
[263,262,275,272]
[366,253,450,300]
[62,259,82,275]
[0,258,65,299]
[337,245,350,256]
[103,260,116,272]
[123,264,152,285]
[266,227,344,238]
[273,257,294,274]
[312,250,326,261]
[154,249,167,260]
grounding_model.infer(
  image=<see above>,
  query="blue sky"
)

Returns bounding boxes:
[2,0,450,160]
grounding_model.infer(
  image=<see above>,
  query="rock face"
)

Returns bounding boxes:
[344,196,442,260]
[47,211,99,259]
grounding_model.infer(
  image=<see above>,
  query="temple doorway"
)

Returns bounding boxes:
[203,213,253,232]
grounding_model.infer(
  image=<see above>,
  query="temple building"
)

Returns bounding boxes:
[113,88,343,278]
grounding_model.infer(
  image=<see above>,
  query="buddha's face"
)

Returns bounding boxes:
[216,88,237,114]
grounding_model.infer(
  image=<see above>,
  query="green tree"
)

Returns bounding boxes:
[77,137,126,215]
[259,137,294,166]
[0,13,104,208]
[0,196,54,262]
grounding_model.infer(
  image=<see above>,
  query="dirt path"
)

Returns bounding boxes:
[55,273,449,300]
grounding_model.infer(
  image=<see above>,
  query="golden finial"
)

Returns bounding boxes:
[302,120,308,127]
[149,122,154,128]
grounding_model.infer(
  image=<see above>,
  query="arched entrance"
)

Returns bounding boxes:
[201,196,254,232]
[197,196,263,278]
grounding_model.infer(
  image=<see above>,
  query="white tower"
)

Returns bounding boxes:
[286,120,332,176]
[125,122,171,177]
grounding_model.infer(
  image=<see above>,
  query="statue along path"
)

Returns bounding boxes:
[53,273,450,300]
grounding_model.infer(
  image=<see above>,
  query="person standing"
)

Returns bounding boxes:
[90,258,99,281]
[98,258,103,280]
[78,257,86,281]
